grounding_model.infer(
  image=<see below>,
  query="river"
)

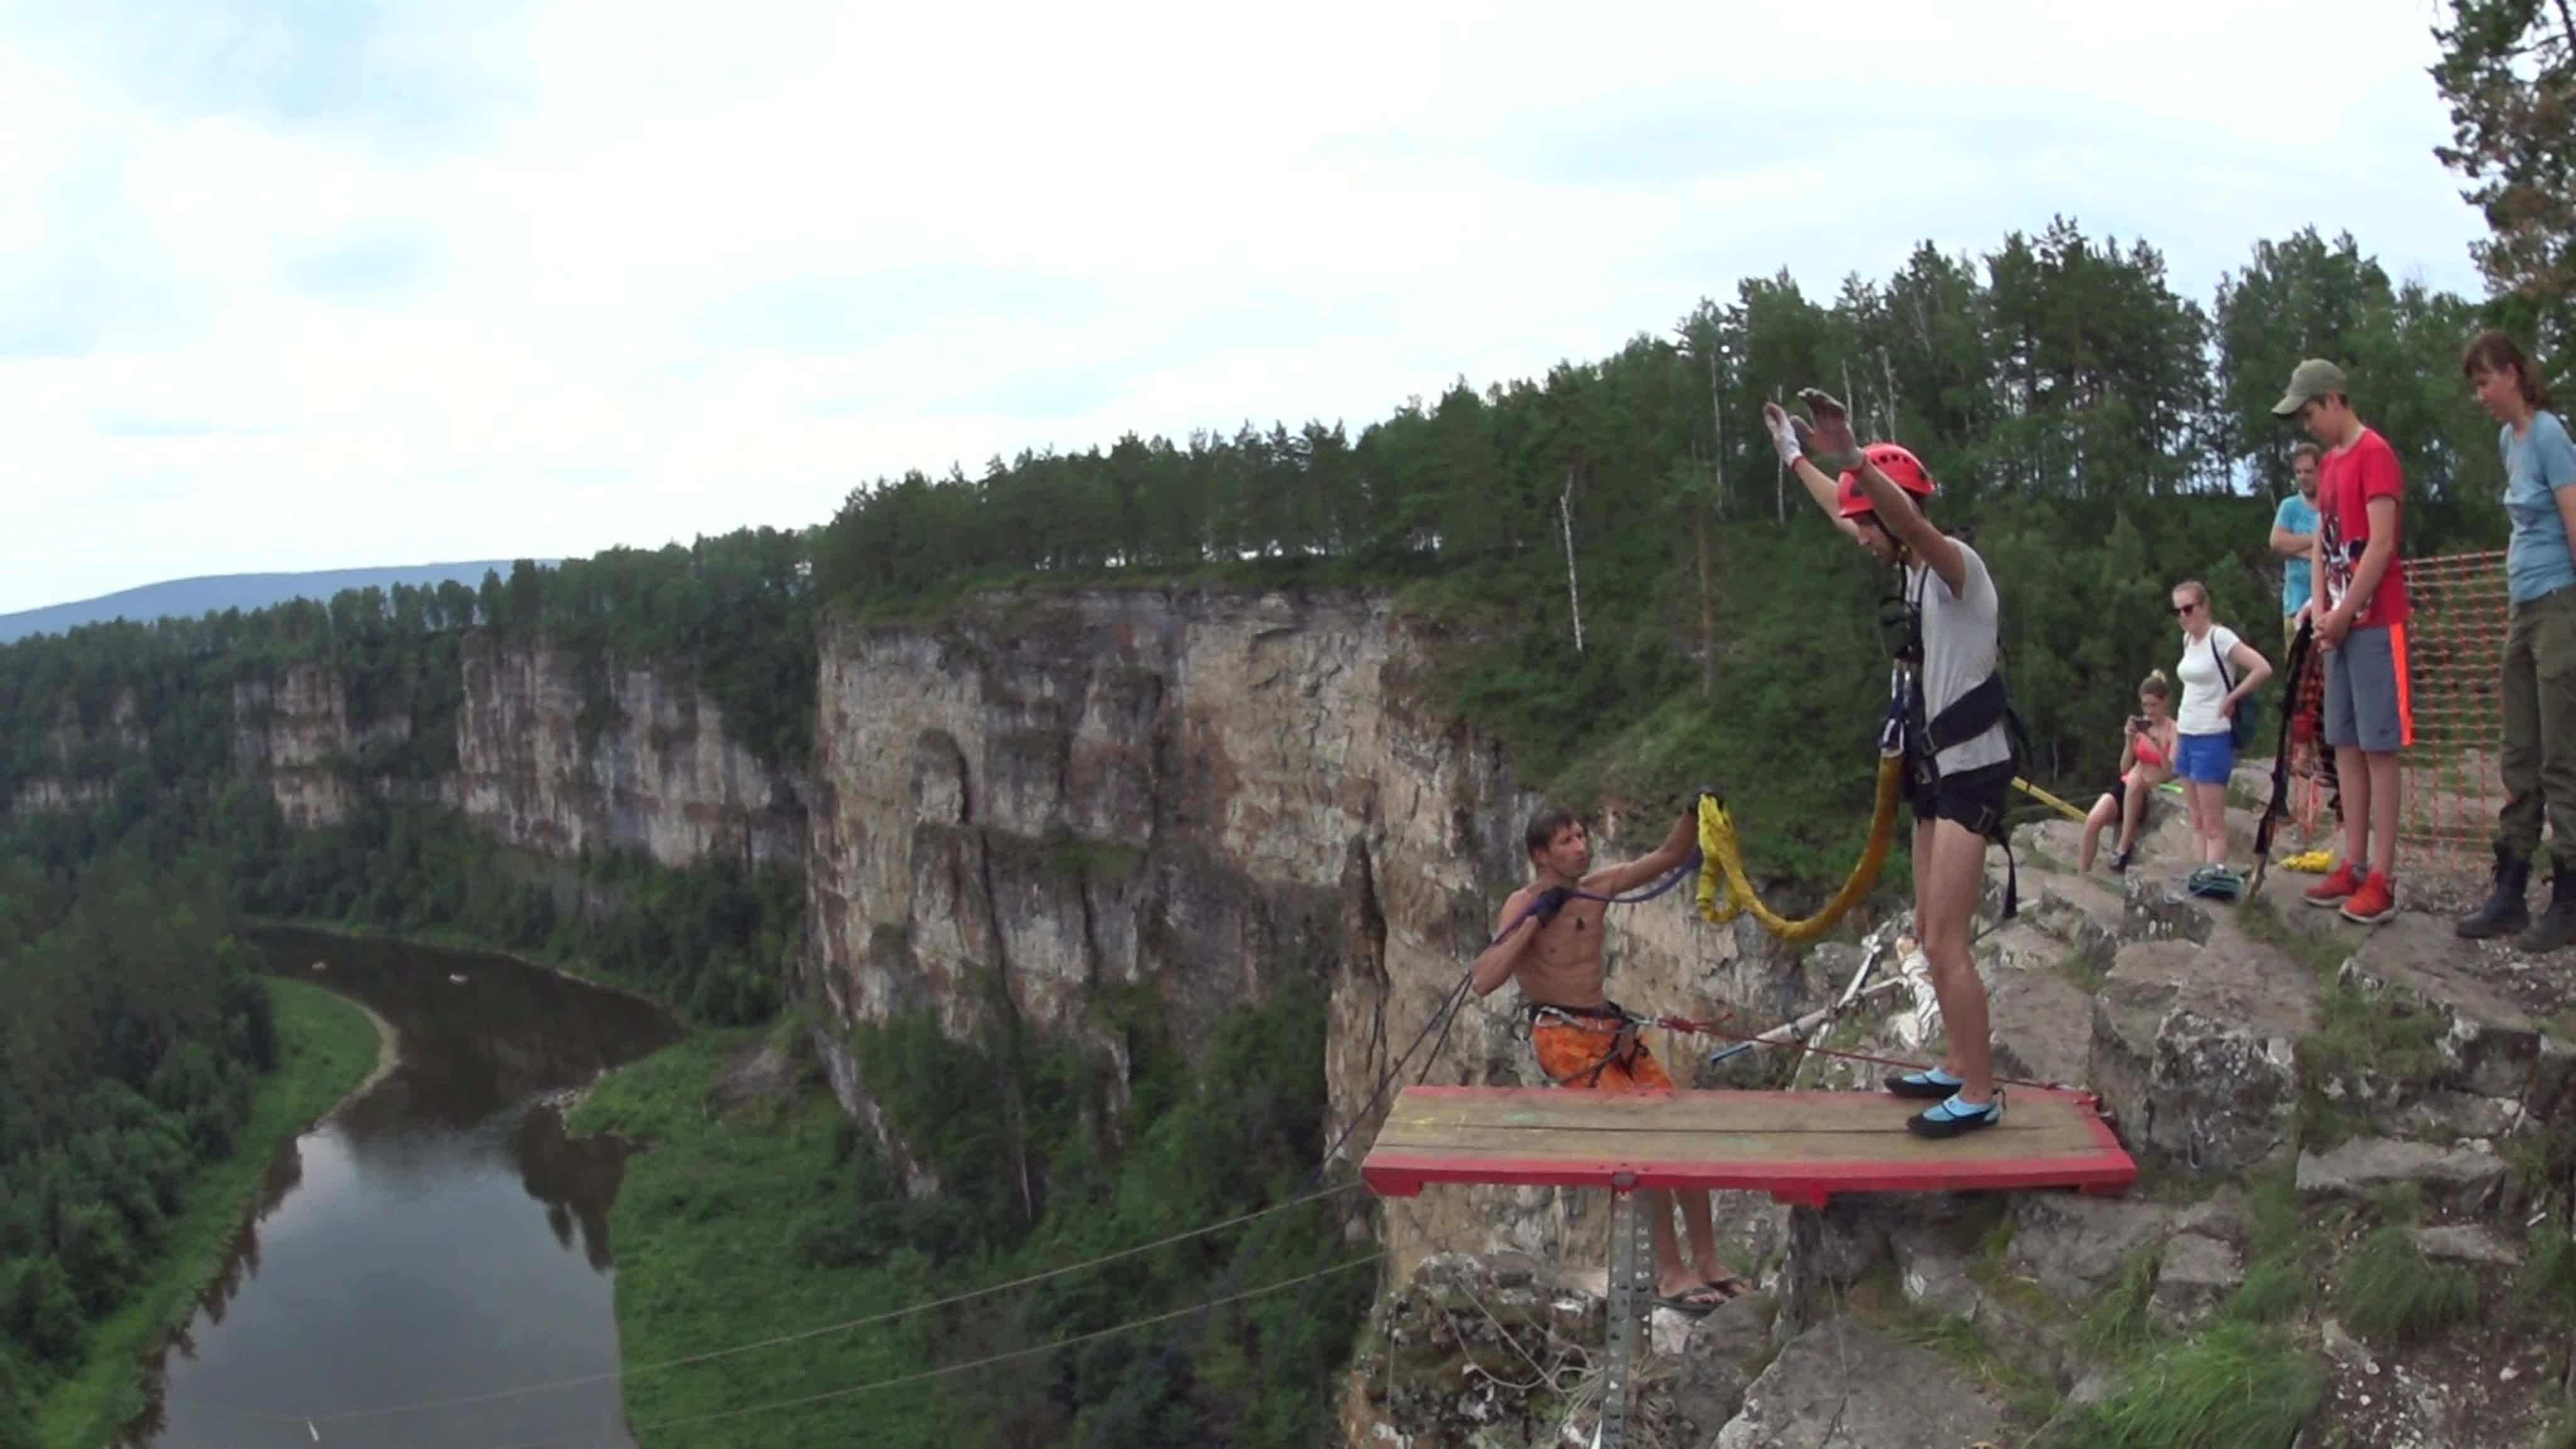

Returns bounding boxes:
[125,925,683,1449]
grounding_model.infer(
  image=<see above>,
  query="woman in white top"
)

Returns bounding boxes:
[2171,579,2273,872]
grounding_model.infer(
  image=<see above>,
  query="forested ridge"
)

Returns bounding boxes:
[1,32,2567,1426]
[0,857,277,1448]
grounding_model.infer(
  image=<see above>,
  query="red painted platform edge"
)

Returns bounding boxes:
[1358,1152,2139,1203]
[1391,1085,2104,1106]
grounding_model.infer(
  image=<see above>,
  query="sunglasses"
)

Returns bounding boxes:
[2171,601,2201,616]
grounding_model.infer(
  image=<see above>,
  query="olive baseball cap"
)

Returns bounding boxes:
[2271,358,2348,417]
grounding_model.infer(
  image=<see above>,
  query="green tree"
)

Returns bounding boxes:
[2431,0,2576,357]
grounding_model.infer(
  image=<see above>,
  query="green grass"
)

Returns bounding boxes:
[33,978,383,1448]
[2337,1224,2480,1347]
[2075,1321,2326,1448]
[2079,1245,2163,1362]
[565,1030,954,1448]
[2224,1175,2319,1326]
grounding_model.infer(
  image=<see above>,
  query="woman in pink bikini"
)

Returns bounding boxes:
[2079,670,2179,874]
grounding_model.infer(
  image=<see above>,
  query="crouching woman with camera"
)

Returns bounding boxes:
[2079,670,2179,874]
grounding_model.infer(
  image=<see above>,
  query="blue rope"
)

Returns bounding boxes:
[1484,852,1702,946]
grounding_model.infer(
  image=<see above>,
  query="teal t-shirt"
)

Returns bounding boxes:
[2274,494,2318,616]
[2506,411,2576,602]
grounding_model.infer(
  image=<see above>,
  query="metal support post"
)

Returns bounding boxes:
[1599,1176,1652,1446]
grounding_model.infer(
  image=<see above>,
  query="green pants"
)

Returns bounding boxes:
[2499,586,2576,858]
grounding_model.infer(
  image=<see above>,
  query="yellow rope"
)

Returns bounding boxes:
[2011,776,2089,824]
[1694,755,1904,943]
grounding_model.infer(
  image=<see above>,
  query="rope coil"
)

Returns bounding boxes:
[1692,755,1904,943]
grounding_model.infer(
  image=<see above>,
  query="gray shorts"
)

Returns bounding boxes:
[2323,622,2412,753]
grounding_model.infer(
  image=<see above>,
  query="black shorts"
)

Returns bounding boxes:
[1909,757,2014,839]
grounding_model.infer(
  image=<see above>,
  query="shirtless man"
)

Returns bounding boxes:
[1467,802,1748,1313]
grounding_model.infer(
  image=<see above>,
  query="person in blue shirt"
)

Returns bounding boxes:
[2458,331,2576,948]
[2270,443,2321,659]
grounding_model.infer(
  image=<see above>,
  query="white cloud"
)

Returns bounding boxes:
[0,0,2492,614]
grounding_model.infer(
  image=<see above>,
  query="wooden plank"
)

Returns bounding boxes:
[1384,1086,2087,1131]
[1358,1085,2136,1207]
[1371,1125,2099,1165]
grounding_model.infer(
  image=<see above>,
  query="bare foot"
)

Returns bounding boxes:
[1655,1271,1751,1314]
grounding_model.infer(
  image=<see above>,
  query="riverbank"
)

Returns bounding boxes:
[32,977,386,1447]
[566,1028,951,1447]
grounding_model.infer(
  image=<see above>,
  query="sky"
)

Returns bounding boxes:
[0,0,2493,614]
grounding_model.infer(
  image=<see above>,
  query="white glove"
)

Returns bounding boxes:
[1760,402,1804,467]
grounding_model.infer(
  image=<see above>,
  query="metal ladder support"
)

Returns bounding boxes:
[1598,1178,1652,1446]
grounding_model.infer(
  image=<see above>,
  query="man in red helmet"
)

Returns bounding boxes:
[1762,390,2011,1139]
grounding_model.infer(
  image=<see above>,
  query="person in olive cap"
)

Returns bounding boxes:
[2274,358,2410,925]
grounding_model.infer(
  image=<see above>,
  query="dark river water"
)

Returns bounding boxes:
[126,925,683,1449]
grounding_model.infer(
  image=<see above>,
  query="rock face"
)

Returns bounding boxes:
[801,589,1759,1272]
[230,663,404,827]
[450,636,802,867]
[207,644,804,861]
[10,691,144,816]
[1718,1317,2008,1449]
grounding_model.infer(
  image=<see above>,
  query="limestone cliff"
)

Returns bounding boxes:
[799,587,1772,1274]
[448,636,801,868]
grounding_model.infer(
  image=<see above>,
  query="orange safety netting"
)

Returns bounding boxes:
[2280,549,2508,877]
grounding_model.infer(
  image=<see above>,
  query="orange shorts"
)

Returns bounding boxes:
[1531,1013,1673,1092]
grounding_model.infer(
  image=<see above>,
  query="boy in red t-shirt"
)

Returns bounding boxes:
[2273,358,2412,923]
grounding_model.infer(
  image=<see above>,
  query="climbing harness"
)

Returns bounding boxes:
[1513,998,1743,1087]
[1893,559,2035,921]
[1522,1002,1654,1087]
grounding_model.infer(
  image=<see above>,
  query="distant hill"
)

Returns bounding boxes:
[0,562,549,644]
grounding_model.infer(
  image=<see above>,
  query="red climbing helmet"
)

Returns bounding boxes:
[1836,443,1936,518]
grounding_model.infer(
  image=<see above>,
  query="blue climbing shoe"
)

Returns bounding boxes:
[1884,1067,1962,1101]
[1906,1093,2003,1140]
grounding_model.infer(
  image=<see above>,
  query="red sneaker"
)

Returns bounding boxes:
[2340,871,2397,925]
[2304,862,2360,908]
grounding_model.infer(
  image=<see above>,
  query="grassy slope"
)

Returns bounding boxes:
[566,1031,951,1448]
[33,977,383,1447]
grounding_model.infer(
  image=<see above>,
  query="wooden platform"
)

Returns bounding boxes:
[1361,1086,2135,1208]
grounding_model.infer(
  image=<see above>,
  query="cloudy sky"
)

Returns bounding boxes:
[0,0,2490,614]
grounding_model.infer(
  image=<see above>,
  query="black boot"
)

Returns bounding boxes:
[2519,858,2576,953]
[2457,844,2532,940]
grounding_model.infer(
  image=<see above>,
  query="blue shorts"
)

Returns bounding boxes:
[2175,731,2235,785]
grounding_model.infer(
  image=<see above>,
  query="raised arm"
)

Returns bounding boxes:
[1853,453,1967,595]
[1581,805,1699,897]
[1794,389,1966,594]
[1763,401,1863,542]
